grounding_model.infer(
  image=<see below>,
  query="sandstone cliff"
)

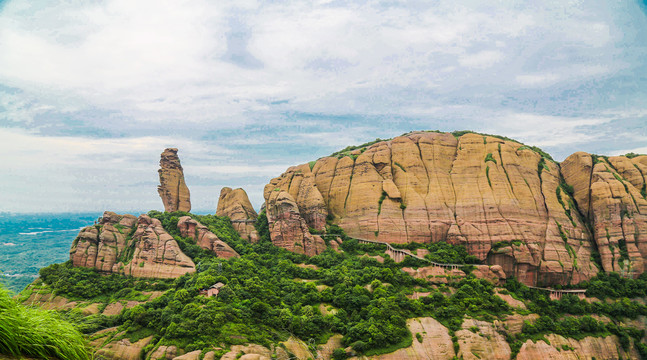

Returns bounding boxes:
[264,132,603,285]
[561,152,647,277]
[216,187,259,242]
[158,148,191,212]
[70,211,195,278]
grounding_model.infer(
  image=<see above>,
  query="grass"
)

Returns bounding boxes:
[0,285,90,360]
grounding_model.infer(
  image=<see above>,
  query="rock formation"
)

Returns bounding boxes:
[561,152,647,277]
[177,216,239,259]
[70,211,195,278]
[264,189,326,256]
[264,132,607,285]
[158,148,191,212]
[216,187,259,242]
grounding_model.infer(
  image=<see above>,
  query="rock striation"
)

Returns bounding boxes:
[263,131,641,286]
[158,148,191,212]
[561,153,647,277]
[216,187,259,242]
[177,216,239,259]
[264,189,326,256]
[70,211,195,278]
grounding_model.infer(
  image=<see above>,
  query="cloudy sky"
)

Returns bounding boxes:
[1,0,647,213]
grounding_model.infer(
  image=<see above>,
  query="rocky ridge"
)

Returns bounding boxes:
[70,211,195,278]
[264,131,647,286]
[69,212,243,277]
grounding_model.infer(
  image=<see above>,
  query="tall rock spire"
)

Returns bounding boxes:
[157,148,191,212]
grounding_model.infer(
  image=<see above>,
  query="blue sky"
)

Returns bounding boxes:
[1,0,646,213]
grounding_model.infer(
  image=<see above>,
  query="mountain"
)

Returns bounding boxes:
[263,131,647,286]
[11,134,647,360]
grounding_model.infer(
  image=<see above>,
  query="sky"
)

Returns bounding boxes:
[1,0,647,213]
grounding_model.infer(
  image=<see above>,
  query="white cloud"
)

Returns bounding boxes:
[0,0,646,212]
[458,51,504,69]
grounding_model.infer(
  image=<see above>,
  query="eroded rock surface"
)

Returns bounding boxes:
[158,148,191,212]
[216,187,259,242]
[264,189,326,256]
[265,132,602,285]
[456,319,510,360]
[516,334,638,360]
[562,152,647,276]
[70,211,195,278]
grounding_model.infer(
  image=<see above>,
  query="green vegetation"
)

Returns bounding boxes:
[377,191,387,215]
[394,162,407,172]
[484,153,497,164]
[486,165,491,187]
[24,207,647,358]
[0,283,90,360]
[624,152,645,159]
[491,240,523,252]
[504,277,647,358]
[309,161,317,171]
[330,138,384,158]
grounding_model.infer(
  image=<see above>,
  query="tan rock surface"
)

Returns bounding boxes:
[217,187,259,242]
[281,337,314,360]
[177,216,239,258]
[562,152,647,276]
[220,344,289,360]
[265,132,603,285]
[158,148,191,212]
[456,318,510,360]
[149,345,178,360]
[70,212,195,278]
[172,350,202,360]
[516,334,638,360]
[317,334,343,360]
[351,317,454,360]
[95,335,153,360]
[264,190,325,256]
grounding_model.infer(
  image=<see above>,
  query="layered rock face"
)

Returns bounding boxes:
[216,187,259,242]
[177,216,239,259]
[264,132,602,285]
[158,148,191,212]
[70,211,195,278]
[264,189,326,256]
[561,153,647,276]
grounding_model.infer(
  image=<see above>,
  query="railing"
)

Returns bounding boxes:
[322,233,587,295]
[230,219,257,224]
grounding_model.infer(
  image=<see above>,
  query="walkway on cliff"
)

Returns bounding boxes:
[325,233,587,297]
